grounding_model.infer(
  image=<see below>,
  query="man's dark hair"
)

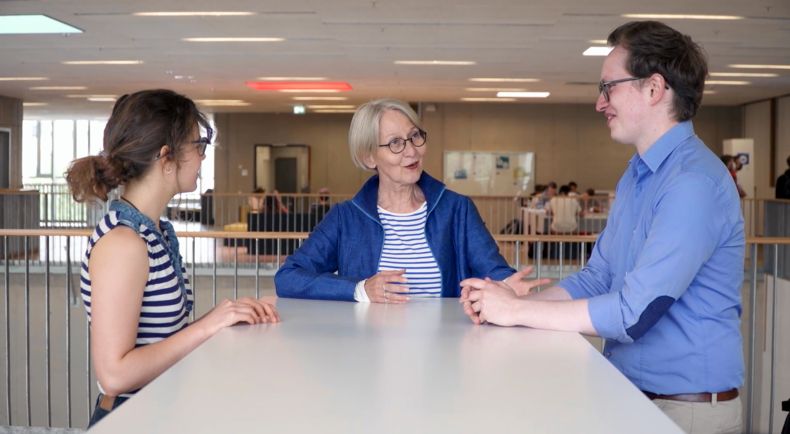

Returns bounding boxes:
[568,181,577,188]
[586,188,595,196]
[547,182,557,189]
[559,185,570,195]
[786,155,790,168]
[608,21,708,122]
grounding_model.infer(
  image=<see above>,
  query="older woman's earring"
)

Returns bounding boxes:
[165,166,172,174]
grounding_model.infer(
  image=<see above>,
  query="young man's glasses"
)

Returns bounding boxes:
[154,125,214,160]
[379,130,427,154]
[599,77,670,102]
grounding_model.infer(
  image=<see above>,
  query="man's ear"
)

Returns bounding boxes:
[646,73,669,106]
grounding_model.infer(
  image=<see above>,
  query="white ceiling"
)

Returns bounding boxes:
[2,0,790,118]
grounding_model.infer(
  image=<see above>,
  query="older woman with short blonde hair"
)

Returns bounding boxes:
[275,99,547,303]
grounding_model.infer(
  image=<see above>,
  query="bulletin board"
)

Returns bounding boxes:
[443,151,535,196]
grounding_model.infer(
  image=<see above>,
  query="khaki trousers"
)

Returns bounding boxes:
[654,396,743,434]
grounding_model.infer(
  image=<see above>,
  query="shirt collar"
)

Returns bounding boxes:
[353,171,446,221]
[638,121,696,173]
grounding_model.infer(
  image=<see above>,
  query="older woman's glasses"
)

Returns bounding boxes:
[379,130,427,154]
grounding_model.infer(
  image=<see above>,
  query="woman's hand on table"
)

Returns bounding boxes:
[196,297,280,336]
[364,269,411,304]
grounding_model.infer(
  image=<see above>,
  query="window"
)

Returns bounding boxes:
[22,118,215,194]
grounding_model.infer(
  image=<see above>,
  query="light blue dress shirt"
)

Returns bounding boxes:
[558,121,745,395]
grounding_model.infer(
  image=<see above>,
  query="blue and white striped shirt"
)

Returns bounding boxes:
[80,210,193,397]
[378,202,442,298]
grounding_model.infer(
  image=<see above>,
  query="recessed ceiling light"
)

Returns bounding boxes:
[728,64,790,70]
[30,86,88,90]
[469,78,540,83]
[622,14,743,20]
[278,89,342,93]
[305,105,356,109]
[589,39,608,44]
[0,77,48,81]
[23,102,48,107]
[583,47,614,56]
[497,92,550,98]
[703,90,717,94]
[134,12,255,17]
[461,98,517,102]
[0,15,83,34]
[259,77,327,81]
[466,88,527,92]
[88,98,116,102]
[394,60,476,65]
[194,99,251,106]
[183,37,284,42]
[247,82,352,91]
[65,94,118,98]
[62,61,143,65]
[311,109,357,113]
[709,72,779,78]
[705,80,750,85]
[292,96,348,101]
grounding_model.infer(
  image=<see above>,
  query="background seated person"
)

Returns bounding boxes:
[530,182,556,210]
[546,185,584,233]
[249,187,266,213]
[310,187,332,213]
[264,190,289,213]
[580,188,602,213]
[275,98,548,303]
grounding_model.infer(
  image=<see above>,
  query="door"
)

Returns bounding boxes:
[274,157,298,193]
[0,131,9,189]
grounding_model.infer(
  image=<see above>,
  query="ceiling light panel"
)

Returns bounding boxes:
[622,14,743,20]
[247,82,353,91]
[497,92,550,98]
[469,78,540,83]
[729,64,790,70]
[259,77,327,81]
[466,88,526,92]
[705,80,750,85]
[62,61,143,65]
[183,38,284,42]
[30,86,88,90]
[134,12,255,17]
[0,15,83,34]
[583,47,614,56]
[394,60,476,65]
[0,77,48,81]
[709,72,779,77]
[305,105,356,109]
[461,98,517,102]
[292,97,348,101]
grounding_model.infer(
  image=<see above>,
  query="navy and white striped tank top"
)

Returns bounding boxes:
[377,202,442,298]
[80,209,193,397]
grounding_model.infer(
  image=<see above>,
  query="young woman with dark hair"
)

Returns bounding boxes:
[66,89,280,427]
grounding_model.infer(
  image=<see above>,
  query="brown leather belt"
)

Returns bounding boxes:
[99,394,117,412]
[643,389,739,403]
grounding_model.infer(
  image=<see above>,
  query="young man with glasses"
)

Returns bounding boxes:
[460,21,745,434]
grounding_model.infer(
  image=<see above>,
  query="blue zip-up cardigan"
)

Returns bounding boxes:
[274,171,515,301]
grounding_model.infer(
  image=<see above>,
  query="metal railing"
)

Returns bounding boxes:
[0,230,787,430]
[15,186,790,240]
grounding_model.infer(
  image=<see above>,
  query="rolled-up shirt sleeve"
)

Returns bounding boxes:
[587,173,729,343]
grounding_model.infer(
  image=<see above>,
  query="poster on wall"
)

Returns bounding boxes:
[443,151,535,197]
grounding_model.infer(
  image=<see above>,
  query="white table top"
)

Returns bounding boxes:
[91,298,682,433]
